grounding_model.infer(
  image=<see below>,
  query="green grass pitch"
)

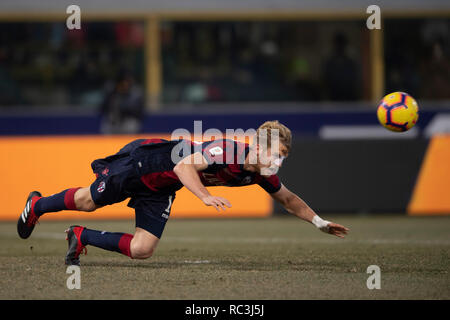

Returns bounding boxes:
[0,214,448,299]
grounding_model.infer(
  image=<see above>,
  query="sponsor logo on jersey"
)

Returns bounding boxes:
[101,167,109,176]
[208,146,223,156]
[241,176,252,184]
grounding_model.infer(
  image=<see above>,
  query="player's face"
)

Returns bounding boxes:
[257,143,288,176]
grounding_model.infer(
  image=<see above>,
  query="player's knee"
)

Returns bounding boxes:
[77,197,97,212]
[74,187,97,212]
[82,202,97,212]
[130,242,155,259]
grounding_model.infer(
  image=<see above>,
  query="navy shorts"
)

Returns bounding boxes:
[90,156,175,239]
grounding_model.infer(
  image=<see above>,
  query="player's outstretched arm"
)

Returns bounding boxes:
[271,184,349,238]
[173,152,232,212]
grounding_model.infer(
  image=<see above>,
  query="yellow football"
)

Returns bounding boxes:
[377,92,419,132]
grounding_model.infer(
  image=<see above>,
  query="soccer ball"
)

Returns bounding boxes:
[377,92,419,132]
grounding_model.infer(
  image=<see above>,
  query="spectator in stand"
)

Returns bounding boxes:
[322,33,360,101]
[100,70,145,134]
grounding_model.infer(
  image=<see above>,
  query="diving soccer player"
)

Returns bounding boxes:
[17,121,349,265]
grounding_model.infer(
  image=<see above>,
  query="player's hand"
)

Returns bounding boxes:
[323,222,349,238]
[202,195,232,212]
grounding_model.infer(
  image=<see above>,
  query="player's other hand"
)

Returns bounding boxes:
[202,195,232,212]
[323,222,350,238]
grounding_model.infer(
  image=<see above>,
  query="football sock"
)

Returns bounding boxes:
[80,228,133,258]
[34,188,81,217]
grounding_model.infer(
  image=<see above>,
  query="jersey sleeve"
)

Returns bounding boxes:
[258,174,282,194]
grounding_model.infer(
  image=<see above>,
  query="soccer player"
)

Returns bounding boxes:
[17,121,349,265]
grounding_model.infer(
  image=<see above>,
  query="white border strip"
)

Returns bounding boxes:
[319,125,419,140]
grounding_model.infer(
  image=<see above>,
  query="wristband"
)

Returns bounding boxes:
[312,215,330,230]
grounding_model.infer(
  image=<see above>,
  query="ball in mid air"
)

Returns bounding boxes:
[377,92,419,132]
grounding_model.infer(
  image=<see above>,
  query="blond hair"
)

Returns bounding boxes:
[255,120,292,153]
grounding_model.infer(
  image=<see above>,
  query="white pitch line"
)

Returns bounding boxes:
[182,260,211,264]
[163,236,450,246]
[1,232,448,246]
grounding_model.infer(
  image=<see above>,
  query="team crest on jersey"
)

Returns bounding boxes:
[97,181,106,193]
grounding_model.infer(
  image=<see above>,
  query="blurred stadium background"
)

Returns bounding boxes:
[0,0,449,219]
[0,0,449,300]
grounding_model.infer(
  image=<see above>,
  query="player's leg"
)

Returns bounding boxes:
[127,194,175,258]
[64,174,136,264]
[65,194,174,265]
[64,225,159,265]
[130,227,160,259]
[36,186,99,215]
[65,225,134,265]
[74,187,100,211]
[72,227,160,261]
[17,187,99,239]
[18,156,133,240]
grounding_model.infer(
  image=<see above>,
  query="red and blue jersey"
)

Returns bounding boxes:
[94,138,282,195]
[195,139,281,194]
